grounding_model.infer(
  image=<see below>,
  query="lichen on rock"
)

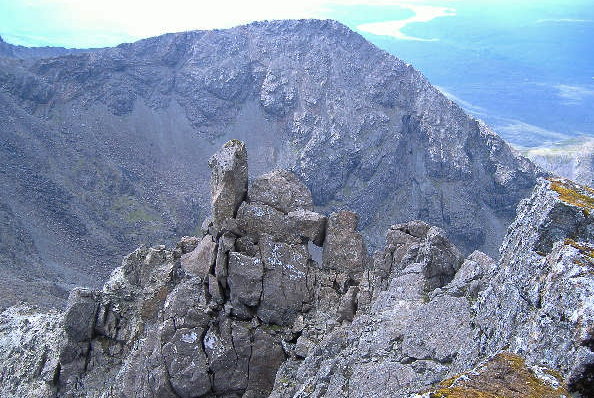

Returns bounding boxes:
[417,353,570,398]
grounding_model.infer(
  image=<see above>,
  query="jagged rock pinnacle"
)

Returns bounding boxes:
[208,139,248,235]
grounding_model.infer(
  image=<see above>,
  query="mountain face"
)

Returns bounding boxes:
[0,142,591,398]
[0,19,542,309]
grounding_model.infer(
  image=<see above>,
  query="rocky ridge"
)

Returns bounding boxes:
[0,141,592,398]
[0,19,542,309]
[0,35,84,59]
[270,175,594,397]
[0,141,369,398]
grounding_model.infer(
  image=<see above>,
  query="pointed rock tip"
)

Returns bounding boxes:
[209,139,248,234]
[223,139,245,149]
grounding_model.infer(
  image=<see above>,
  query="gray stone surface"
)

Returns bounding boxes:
[322,211,367,277]
[180,234,217,278]
[162,327,211,398]
[228,252,264,308]
[475,177,594,395]
[269,179,594,397]
[62,288,98,342]
[287,209,327,246]
[249,170,314,214]
[236,202,295,243]
[258,236,313,326]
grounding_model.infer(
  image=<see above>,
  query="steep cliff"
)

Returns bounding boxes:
[0,19,542,309]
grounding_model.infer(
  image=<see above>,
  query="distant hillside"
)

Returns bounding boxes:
[0,35,84,58]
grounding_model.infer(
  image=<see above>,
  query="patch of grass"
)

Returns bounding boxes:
[112,195,162,224]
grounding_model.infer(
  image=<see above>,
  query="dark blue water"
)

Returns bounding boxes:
[323,0,594,147]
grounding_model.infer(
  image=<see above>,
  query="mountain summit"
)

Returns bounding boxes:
[0,19,541,308]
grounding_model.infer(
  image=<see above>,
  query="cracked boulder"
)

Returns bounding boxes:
[248,169,314,213]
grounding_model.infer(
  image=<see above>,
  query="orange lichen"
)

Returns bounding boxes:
[548,178,594,214]
[564,239,594,260]
[424,353,569,398]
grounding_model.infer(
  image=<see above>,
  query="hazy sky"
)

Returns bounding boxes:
[0,0,458,47]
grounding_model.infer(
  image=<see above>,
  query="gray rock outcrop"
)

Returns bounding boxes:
[269,177,594,397]
[271,220,487,397]
[0,145,590,398]
[209,139,248,235]
[475,177,594,394]
[0,141,368,398]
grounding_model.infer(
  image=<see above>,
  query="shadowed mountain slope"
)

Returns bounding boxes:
[0,19,542,308]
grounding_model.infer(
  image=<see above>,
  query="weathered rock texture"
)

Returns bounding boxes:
[0,141,367,398]
[476,177,594,394]
[0,19,542,309]
[0,145,588,398]
[268,176,594,397]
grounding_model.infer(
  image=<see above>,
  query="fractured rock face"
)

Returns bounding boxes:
[476,177,594,396]
[287,209,326,246]
[0,141,357,398]
[62,288,98,343]
[0,306,62,398]
[269,178,594,397]
[257,236,313,326]
[271,216,485,398]
[0,147,591,398]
